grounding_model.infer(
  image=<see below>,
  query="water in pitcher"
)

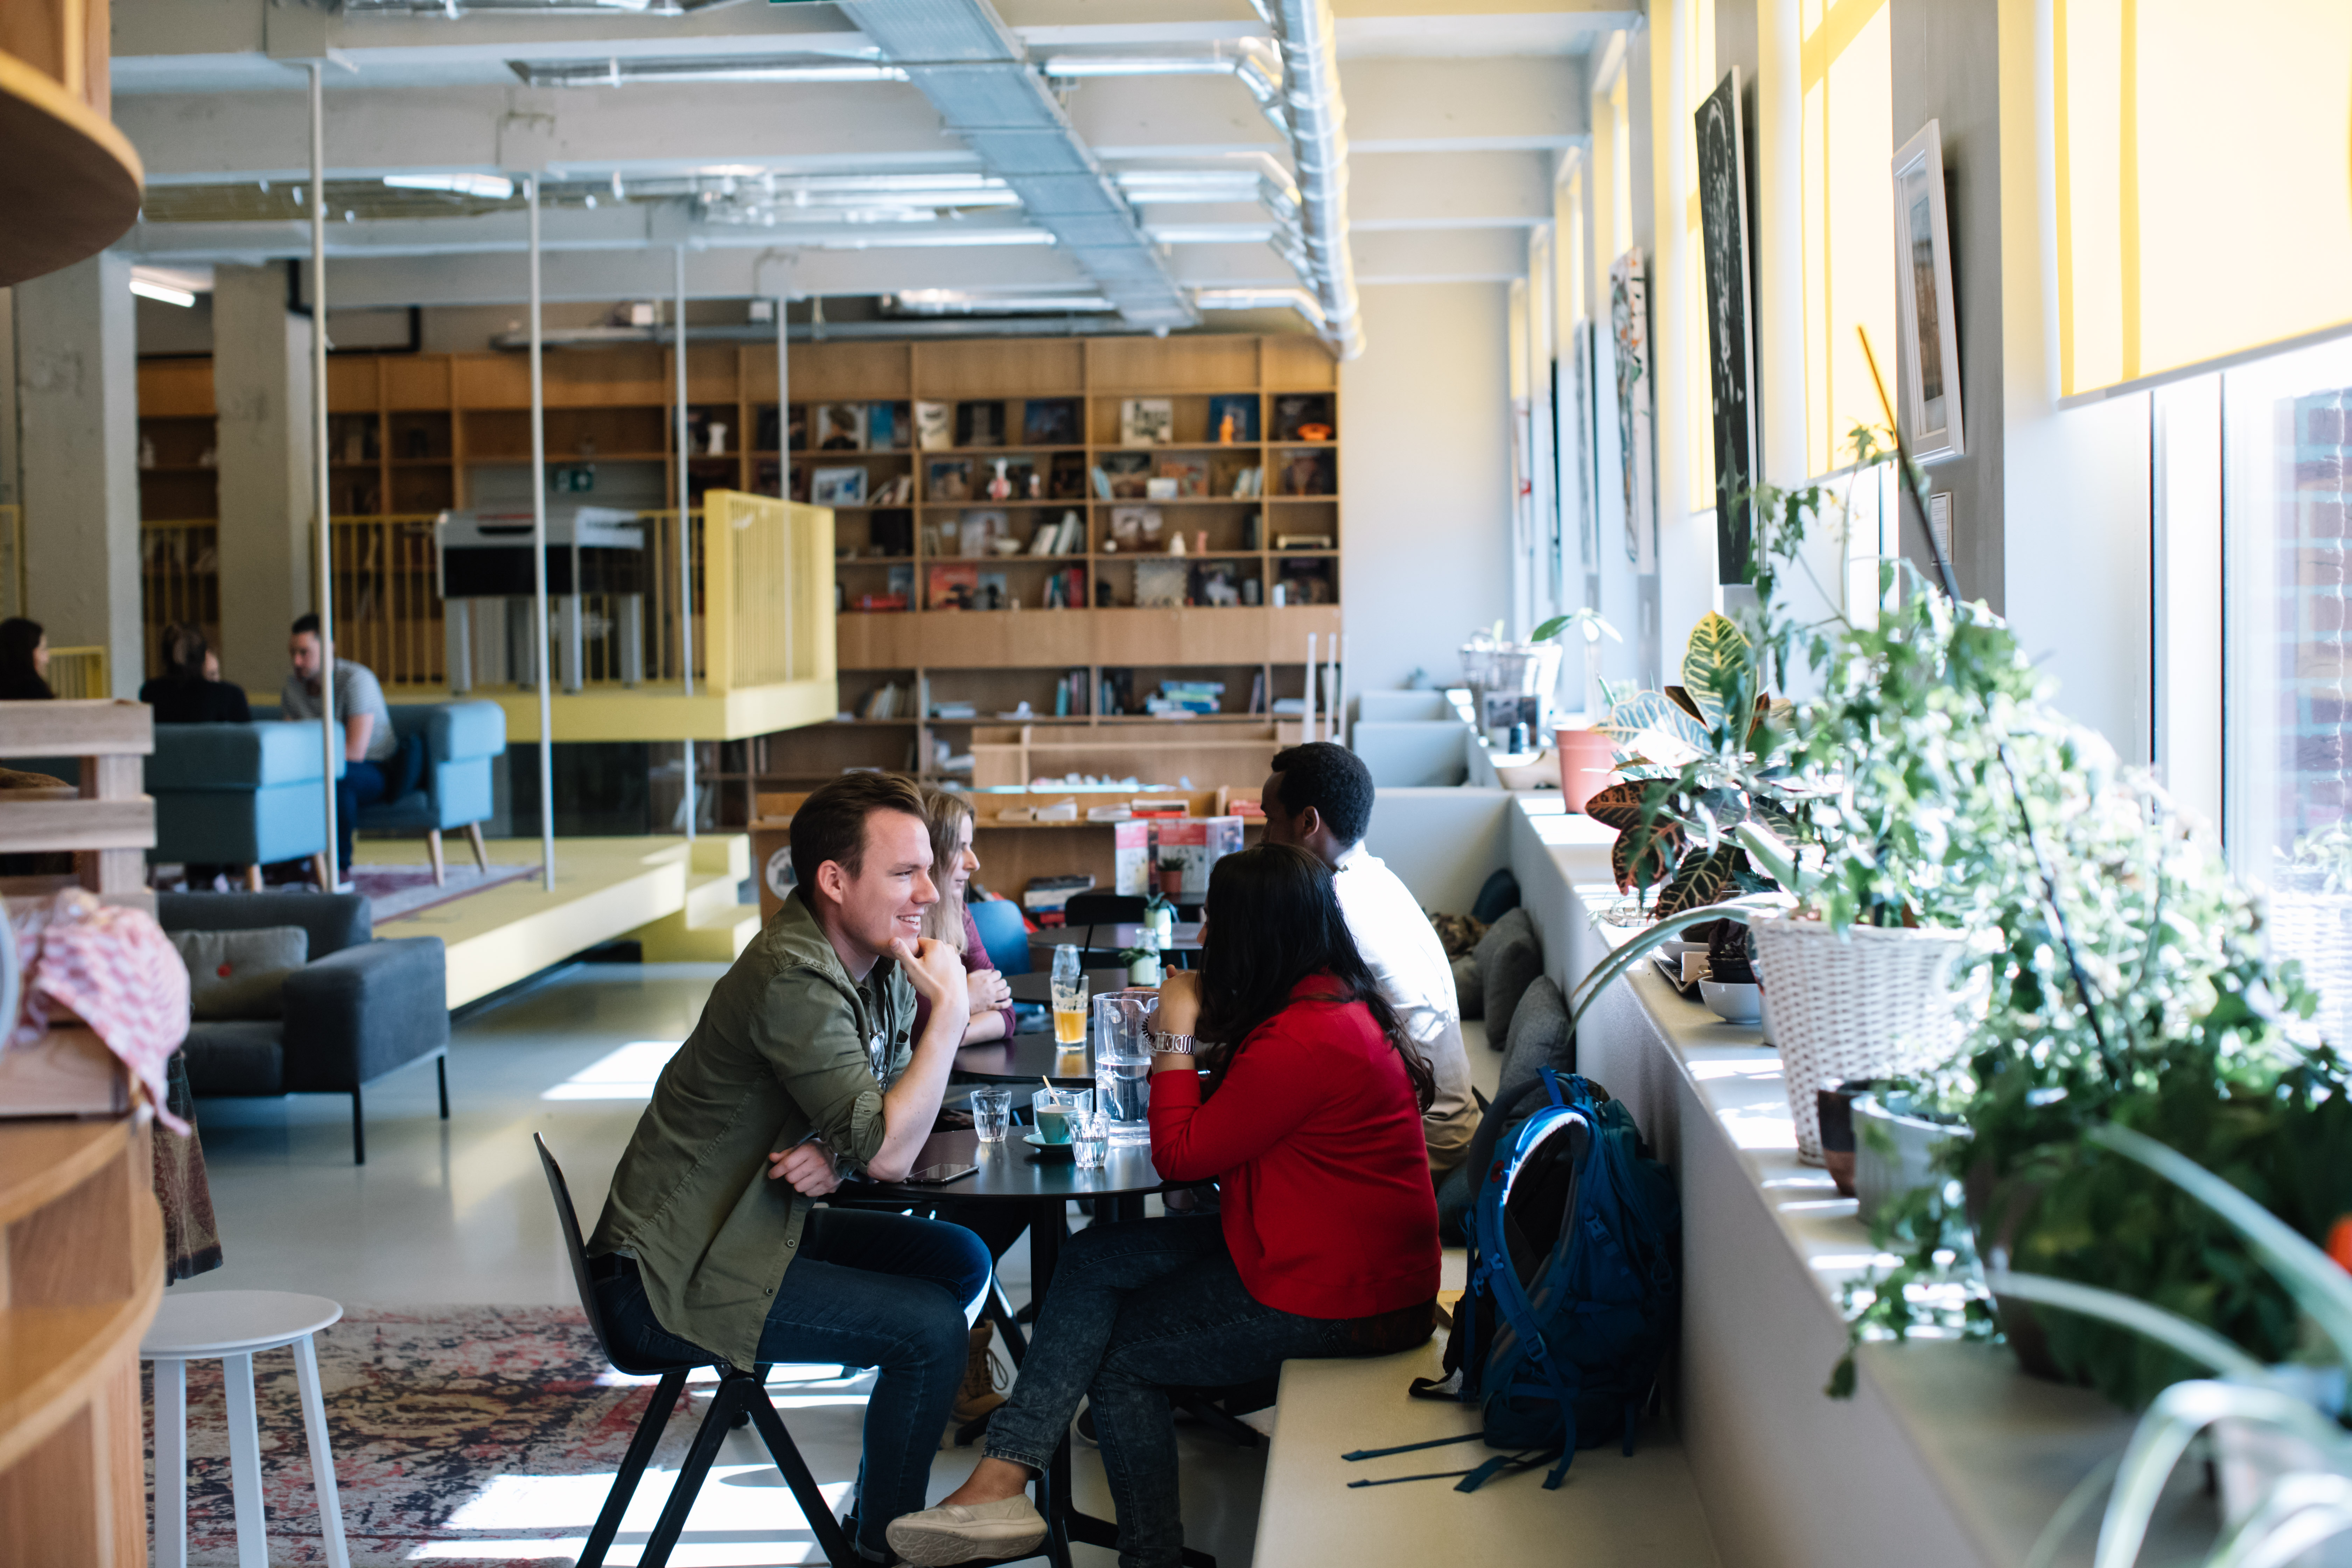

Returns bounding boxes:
[1091,991,1156,1146]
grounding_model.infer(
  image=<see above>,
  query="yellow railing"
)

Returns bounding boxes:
[136,494,833,695]
[45,646,109,699]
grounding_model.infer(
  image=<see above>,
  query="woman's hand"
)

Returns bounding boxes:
[966,968,1012,1015]
[1155,969,1202,1036]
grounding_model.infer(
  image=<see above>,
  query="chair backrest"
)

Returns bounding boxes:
[534,1133,687,1377]
[158,890,373,958]
[1065,892,1148,925]
[968,897,1033,975]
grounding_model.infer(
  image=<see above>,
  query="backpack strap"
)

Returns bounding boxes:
[1341,1432,1485,1462]
[1477,1108,1593,1489]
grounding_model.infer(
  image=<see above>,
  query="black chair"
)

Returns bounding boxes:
[534,1134,859,1568]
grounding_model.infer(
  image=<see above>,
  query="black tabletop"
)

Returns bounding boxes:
[1005,968,1129,1005]
[845,1128,1172,1204]
[954,1031,1095,1087]
[1026,924,1202,954]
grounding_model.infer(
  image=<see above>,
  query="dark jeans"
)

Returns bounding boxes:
[983,1215,1400,1568]
[596,1207,992,1560]
[334,732,426,873]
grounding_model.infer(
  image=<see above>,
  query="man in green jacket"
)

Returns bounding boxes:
[587,771,987,1563]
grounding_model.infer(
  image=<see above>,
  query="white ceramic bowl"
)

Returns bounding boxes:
[1699,979,1763,1026]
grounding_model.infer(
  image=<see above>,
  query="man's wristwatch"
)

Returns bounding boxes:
[1150,1032,1197,1056]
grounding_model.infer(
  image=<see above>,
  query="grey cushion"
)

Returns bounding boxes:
[181,1020,287,1097]
[1497,976,1574,1112]
[159,891,372,960]
[1475,907,1543,1048]
[1452,954,1484,1018]
[172,926,308,1020]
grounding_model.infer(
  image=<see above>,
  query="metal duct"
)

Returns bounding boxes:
[842,0,1197,332]
[1259,0,1362,359]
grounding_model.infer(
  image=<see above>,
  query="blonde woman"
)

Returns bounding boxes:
[917,788,1016,1046]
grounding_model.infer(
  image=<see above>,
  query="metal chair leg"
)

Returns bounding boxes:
[578,1370,686,1568]
[638,1374,739,1568]
[350,1087,365,1165]
[737,1373,862,1567]
[436,1054,450,1119]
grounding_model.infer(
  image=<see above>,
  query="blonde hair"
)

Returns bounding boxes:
[918,786,974,951]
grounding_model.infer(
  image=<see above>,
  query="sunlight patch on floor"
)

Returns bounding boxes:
[541,1040,685,1100]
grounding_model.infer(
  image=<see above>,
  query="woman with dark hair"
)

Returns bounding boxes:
[0,617,52,700]
[139,624,251,725]
[889,844,1440,1568]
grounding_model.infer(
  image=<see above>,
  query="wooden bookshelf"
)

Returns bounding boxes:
[134,332,1344,813]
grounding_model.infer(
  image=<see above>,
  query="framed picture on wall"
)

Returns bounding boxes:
[1892,119,1965,463]
[1696,68,1759,585]
[1608,249,1656,574]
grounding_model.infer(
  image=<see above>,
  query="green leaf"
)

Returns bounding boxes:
[1598,691,1711,765]
[1654,846,1742,918]
[1580,779,1650,834]
[1681,612,1754,736]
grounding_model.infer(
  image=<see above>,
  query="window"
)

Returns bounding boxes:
[1799,0,1895,477]
[2221,336,2352,1044]
[2056,0,2352,395]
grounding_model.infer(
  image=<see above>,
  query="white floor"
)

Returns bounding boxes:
[176,962,1452,1567]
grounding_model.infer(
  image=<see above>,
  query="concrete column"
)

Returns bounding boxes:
[211,262,316,693]
[14,254,142,697]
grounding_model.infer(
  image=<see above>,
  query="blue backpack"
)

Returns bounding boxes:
[1345,1069,1680,1491]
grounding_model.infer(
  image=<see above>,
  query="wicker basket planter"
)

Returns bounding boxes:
[1750,914,1969,1163]
[2265,872,2352,1049]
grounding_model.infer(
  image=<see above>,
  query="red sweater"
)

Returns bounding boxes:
[1148,978,1441,1319]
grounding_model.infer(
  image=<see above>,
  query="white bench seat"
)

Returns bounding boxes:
[1250,1334,1720,1567]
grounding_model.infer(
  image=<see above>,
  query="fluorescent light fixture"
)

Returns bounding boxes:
[130,273,197,308]
[383,173,517,200]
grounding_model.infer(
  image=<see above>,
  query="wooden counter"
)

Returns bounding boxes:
[0,1113,163,1566]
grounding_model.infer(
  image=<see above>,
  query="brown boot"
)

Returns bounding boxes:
[951,1320,1007,1425]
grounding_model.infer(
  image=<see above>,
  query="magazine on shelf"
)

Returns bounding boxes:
[975,569,1009,610]
[1271,393,1335,442]
[915,401,953,451]
[1119,398,1174,446]
[958,510,1006,556]
[811,467,867,506]
[927,564,980,610]
[926,458,973,501]
[867,403,897,450]
[1100,452,1152,498]
[1023,398,1080,446]
[814,404,866,451]
[955,401,1006,447]
[1108,506,1163,551]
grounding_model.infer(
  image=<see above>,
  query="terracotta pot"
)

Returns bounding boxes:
[1556,728,1619,812]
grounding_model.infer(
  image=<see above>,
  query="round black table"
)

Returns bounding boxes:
[847,1128,1180,1568]
[953,1031,1096,1088]
[1004,967,1129,1006]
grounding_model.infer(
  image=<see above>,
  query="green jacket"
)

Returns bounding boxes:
[587,889,913,1371]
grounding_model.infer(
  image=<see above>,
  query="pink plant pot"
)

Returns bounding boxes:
[1556,728,1619,813]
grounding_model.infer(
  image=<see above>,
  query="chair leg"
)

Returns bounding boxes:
[465,820,489,873]
[222,1352,270,1568]
[313,852,334,891]
[737,1374,862,1568]
[350,1087,365,1165]
[988,1278,1027,1369]
[426,828,446,887]
[437,1055,449,1119]
[579,1369,687,1568]
[153,1358,188,1568]
[292,1334,352,1568]
[638,1374,741,1568]
[244,864,264,893]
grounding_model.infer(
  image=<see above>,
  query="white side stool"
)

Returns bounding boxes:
[142,1290,351,1568]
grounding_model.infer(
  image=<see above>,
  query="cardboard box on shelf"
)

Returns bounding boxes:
[1149,816,1244,898]
[1113,820,1151,897]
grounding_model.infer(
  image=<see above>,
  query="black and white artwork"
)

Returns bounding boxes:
[1892,120,1965,462]
[1609,250,1656,573]
[1696,68,1758,586]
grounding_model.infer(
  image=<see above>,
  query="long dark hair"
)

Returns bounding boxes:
[160,623,209,682]
[0,618,48,700]
[1195,843,1437,1112]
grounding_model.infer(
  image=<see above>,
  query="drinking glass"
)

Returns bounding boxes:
[971,1087,1013,1144]
[1031,1088,1076,1144]
[1091,990,1157,1146]
[1071,1111,1110,1170]
[1050,945,1088,1047]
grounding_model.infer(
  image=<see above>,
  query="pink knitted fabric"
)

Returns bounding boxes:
[11,890,190,1134]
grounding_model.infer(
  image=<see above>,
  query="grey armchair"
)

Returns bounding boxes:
[159,892,450,1164]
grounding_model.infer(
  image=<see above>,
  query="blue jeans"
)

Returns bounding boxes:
[597,1207,992,1560]
[983,1215,1404,1568]
[333,731,425,873]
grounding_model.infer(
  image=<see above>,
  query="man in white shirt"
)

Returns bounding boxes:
[1260,742,1478,1177]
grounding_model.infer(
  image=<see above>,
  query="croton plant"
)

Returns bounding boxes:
[1580,610,1807,919]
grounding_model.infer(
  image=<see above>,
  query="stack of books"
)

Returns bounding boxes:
[1145,680,1224,716]
[1022,874,1096,923]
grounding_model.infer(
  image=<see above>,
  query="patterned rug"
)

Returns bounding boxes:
[144,1304,864,1567]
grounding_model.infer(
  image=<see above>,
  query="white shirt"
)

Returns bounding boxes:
[1332,841,1478,1170]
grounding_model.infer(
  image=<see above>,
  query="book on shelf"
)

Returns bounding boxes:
[1277,448,1335,496]
[1229,465,1264,498]
[886,563,914,602]
[1041,567,1084,609]
[811,465,867,506]
[1023,398,1080,445]
[1108,505,1163,551]
[1028,511,1085,555]
[867,402,897,450]
[955,401,1006,447]
[915,401,952,450]
[1271,393,1335,442]
[814,404,866,451]
[857,680,908,719]
[786,404,809,451]
[1119,398,1174,446]
[931,700,979,719]
[1155,454,1209,498]
[1248,670,1268,713]
[1048,453,1090,499]
[874,474,916,505]
[852,592,909,613]
[1022,874,1096,915]
[958,509,1007,556]
[975,569,1008,610]
[926,457,972,501]
[1206,393,1260,444]
[1099,451,1151,498]
[927,564,980,610]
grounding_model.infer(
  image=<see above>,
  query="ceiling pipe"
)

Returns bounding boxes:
[1257,0,1362,359]
[485,315,1167,348]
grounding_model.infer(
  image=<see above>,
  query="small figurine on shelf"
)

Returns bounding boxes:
[987,458,1013,500]
[1168,532,1187,556]
[1217,410,1237,445]
[1028,469,1044,499]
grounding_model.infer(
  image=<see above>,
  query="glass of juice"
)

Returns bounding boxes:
[1050,944,1088,1046]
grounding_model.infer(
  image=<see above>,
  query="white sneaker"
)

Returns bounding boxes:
[885,1495,1047,1566]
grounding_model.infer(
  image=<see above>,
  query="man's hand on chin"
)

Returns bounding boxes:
[891,935,973,1024]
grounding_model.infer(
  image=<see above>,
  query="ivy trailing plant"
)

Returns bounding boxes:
[1581,610,1807,919]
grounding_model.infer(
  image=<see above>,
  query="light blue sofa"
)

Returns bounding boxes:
[146,720,344,884]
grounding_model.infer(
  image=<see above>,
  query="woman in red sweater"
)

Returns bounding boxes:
[889,844,1440,1568]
